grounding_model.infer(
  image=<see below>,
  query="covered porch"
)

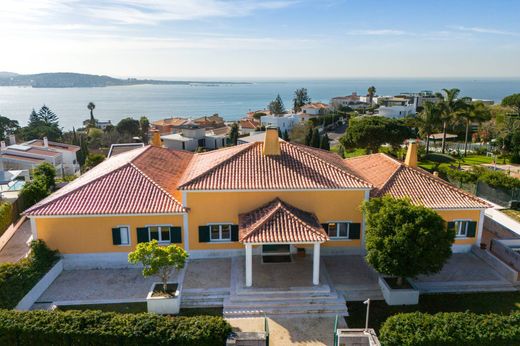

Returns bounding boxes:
[238,198,329,288]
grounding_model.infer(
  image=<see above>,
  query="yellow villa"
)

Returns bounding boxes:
[25,127,489,286]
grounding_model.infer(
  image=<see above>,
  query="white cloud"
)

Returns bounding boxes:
[451,26,519,36]
[347,29,410,36]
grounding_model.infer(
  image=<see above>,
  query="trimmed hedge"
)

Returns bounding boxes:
[379,311,520,346]
[0,202,12,237]
[0,309,232,346]
[0,240,59,309]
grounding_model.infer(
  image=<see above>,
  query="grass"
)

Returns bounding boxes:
[346,291,520,333]
[502,209,520,223]
[56,303,223,317]
[419,154,502,172]
[344,148,367,158]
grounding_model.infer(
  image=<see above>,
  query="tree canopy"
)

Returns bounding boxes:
[501,93,520,117]
[340,116,413,153]
[116,117,140,136]
[268,94,286,115]
[293,88,310,113]
[19,106,63,141]
[19,162,56,210]
[128,240,188,292]
[363,196,454,284]
[0,115,20,141]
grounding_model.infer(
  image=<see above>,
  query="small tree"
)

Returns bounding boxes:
[320,133,330,150]
[33,162,56,191]
[84,153,105,171]
[128,240,188,292]
[268,94,286,115]
[362,196,454,286]
[228,122,239,145]
[310,128,320,148]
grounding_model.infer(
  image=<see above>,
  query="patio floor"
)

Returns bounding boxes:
[183,258,231,289]
[324,255,379,289]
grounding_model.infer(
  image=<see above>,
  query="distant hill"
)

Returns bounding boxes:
[0,72,249,88]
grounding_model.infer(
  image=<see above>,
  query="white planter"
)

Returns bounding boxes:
[378,277,419,306]
[146,282,180,314]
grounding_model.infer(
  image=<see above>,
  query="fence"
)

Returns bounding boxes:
[476,181,520,207]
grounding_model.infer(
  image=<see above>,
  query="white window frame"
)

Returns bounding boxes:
[116,225,131,246]
[326,221,351,240]
[146,224,173,244]
[453,219,471,238]
[208,223,233,242]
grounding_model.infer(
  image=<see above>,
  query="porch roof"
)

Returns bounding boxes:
[239,198,329,244]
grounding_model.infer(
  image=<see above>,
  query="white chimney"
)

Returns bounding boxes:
[43,137,49,148]
[8,134,15,145]
[1,141,6,151]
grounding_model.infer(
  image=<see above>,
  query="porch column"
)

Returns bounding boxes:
[245,243,253,287]
[313,242,320,285]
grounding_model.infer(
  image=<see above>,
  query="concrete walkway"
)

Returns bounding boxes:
[0,219,31,263]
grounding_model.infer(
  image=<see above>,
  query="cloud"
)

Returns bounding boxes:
[451,26,520,36]
[347,29,410,36]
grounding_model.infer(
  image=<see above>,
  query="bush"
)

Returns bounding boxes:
[0,202,13,236]
[380,311,520,346]
[0,309,232,346]
[479,169,520,190]
[0,240,59,309]
[423,153,455,163]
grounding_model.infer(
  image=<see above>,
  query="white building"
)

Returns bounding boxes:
[260,114,298,131]
[0,137,80,177]
[331,93,370,109]
[161,123,226,151]
[398,91,440,108]
[377,96,416,118]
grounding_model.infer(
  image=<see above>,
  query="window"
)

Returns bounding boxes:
[454,220,470,237]
[209,224,231,241]
[112,226,130,246]
[149,225,171,243]
[327,222,350,239]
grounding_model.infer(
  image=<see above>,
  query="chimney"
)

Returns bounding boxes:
[404,140,418,167]
[8,134,15,145]
[43,137,49,148]
[151,129,162,147]
[433,171,439,177]
[263,126,281,156]
[1,141,6,151]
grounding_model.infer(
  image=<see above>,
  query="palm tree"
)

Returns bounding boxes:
[457,101,491,156]
[87,102,96,127]
[417,102,441,154]
[367,86,376,105]
[435,88,467,153]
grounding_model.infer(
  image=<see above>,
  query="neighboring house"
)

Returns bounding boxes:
[331,93,370,109]
[152,115,226,135]
[376,96,416,118]
[237,131,270,144]
[260,114,297,131]
[151,117,189,135]
[161,123,226,151]
[0,137,80,176]
[82,119,112,130]
[399,91,439,108]
[239,119,259,135]
[108,143,145,158]
[25,128,488,284]
[246,109,271,119]
[296,102,331,122]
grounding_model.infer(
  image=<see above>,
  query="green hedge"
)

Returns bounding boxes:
[0,202,12,237]
[0,240,59,309]
[0,309,232,346]
[380,311,520,346]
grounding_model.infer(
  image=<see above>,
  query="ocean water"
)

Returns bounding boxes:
[0,78,519,131]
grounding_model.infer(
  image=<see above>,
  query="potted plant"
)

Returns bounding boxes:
[362,196,455,305]
[128,240,188,314]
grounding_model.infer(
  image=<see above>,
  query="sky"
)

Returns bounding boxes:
[1,0,520,79]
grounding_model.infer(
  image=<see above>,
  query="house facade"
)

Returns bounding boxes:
[25,128,489,285]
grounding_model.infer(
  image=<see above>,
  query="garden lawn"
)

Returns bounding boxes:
[502,209,520,223]
[346,291,520,333]
[344,148,367,158]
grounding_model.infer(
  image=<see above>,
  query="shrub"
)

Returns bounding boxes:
[479,169,520,190]
[0,202,13,236]
[0,240,59,309]
[0,309,232,346]
[423,153,455,163]
[380,311,520,346]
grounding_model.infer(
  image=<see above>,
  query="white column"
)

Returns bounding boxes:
[30,217,37,240]
[245,243,253,287]
[313,242,320,285]
[477,209,485,246]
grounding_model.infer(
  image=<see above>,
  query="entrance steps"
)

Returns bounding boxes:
[181,288,229,308]
[338,285,383,301]
[223,289,348,318]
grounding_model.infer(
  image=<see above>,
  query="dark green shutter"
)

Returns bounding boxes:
[170,227,182,243]
[231,225,239,241]
[112,228,121,245]
[349,223,361,239]
[447,221,456,232]
[137,227,149,243]
[466,221,477,238]
[199,226,210,243]
[321,224,329,236]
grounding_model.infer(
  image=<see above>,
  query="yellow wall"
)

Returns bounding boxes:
[186,190,366,250]
[35,214,184,254]
[436,209,482,245]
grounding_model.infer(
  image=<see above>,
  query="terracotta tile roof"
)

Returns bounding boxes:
[239,198,329,243]
[27,139,80,152]
[301,102,329,110]
[239,119,258,129]
[179,142,371,190]
[344,153,490,209]
[25,146,186,216]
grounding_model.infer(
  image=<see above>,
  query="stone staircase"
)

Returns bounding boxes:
[338,284,383,302]
[223,287,348,318]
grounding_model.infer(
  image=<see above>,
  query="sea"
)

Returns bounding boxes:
[0,78,519,131]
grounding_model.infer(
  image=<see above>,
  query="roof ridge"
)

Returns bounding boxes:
[178,142,257,189]
[288,143,372,188]
[278,201,326,238]
[128,163,184,210]
[243,199,284,239]
[25,163,134,215]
